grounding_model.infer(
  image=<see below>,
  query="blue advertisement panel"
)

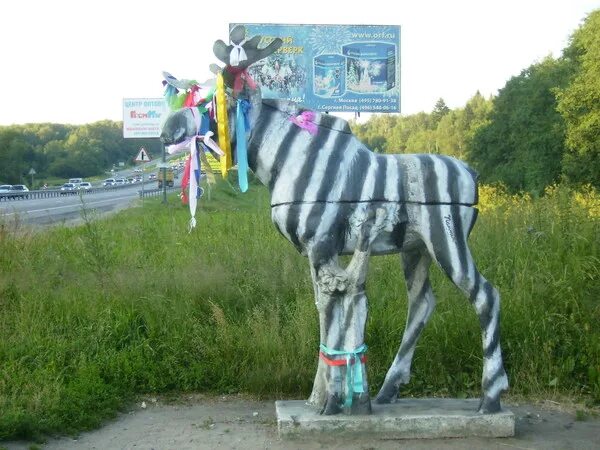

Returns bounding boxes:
[231,24,401,113]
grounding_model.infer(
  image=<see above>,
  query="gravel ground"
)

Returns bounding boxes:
[3,395,599,450]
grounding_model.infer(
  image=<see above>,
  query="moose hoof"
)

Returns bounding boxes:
[375,383,399,404]
[349,393,372,415]
[478,395,502,414]
[320,393,342,415]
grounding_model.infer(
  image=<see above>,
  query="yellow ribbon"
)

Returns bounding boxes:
[216,73,232,178]
[199,151,216,184]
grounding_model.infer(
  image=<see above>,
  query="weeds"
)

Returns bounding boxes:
[0,180,598,440]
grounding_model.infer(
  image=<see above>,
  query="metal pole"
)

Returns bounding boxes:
[162,142,167,204]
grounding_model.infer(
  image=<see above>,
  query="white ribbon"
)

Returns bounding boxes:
[229,39,247,66]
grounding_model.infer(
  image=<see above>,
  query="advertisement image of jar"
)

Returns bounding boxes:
[342,42,396,93]
[313,54,346,98]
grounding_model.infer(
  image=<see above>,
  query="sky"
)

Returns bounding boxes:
[0,0,598,125]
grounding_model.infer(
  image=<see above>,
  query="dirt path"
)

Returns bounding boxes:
[4,395,599,450]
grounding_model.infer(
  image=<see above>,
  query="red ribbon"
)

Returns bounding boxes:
[226,66,257,93]
[180,155,191,205]
[319,351,367,367]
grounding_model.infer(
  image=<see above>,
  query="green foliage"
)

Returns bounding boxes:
[468,56,572,194]
[0,181,598,441]
[0,121,161,185]
[555,10,600,188]
[431,97,450,125]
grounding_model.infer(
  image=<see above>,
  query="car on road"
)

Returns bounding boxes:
[60,183,79,194]
[79,182,92,190]
[114,178,126,186]
[0,185,12,198]
[148,173,157,181]
[10,185,30,198]
[103,178,115,187]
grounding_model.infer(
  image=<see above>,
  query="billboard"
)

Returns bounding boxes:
[231,24,401,113]
[122,98,169,139]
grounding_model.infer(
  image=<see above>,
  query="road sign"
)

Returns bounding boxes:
[135,147,151,162]
[28,168,36,175]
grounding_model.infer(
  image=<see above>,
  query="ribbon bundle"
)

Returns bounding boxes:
[166,107,224,230]
[319,343,368,408]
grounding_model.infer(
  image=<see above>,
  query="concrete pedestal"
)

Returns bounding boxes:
[276,398,515,439]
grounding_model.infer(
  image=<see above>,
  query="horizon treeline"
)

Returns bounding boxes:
[1,10,598,192]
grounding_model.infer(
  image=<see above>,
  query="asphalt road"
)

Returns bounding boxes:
[0,182,162,227]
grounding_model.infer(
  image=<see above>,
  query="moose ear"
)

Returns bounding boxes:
[209,63,222,75]
[213,40,230,65]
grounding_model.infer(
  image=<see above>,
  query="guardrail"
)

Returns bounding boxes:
[0,184,159,202]
[139,186,179,198]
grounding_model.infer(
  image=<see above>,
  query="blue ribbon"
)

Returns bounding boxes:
[236,99,251,193]
[320,343,367,408]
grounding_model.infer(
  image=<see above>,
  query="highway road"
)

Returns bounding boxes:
[0,182,169,227]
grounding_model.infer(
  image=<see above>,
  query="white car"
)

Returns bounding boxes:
[79,182,92,190]
[10,185,30,198]
[114,178,126,186]
[103,178,115,187]
[60,183,78,195]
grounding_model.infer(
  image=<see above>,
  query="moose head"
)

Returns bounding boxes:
[160,25,282,148]
[212,24,282,94]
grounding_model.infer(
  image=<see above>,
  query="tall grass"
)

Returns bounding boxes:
[0,180,598,440]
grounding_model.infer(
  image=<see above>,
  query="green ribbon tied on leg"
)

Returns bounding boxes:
[319,343,368,408]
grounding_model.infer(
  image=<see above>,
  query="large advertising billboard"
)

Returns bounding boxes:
[122,98,169,139]
[231,24,401,113]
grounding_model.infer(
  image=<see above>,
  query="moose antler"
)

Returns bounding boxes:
[212,25,282,91]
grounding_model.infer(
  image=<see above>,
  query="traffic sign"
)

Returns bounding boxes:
[135,147,151,162]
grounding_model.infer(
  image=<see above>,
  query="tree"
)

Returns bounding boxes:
[555,10,600,188]
[431,98,450,125]
[468,57,571,193]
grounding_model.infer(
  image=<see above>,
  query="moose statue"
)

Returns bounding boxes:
[160,25,508,416]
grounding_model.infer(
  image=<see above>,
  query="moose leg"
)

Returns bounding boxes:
[375,247,436,403]
[425,205,509,413]
[308,208,386,414]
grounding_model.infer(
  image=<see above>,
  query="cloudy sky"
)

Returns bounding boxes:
[0,0,597,125]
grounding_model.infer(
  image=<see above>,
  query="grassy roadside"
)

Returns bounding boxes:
[0,179,598,441]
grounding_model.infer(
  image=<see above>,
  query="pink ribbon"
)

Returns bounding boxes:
[289,111,318,135]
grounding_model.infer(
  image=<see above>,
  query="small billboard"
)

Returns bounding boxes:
[122,98,169,139]
[231,23,401,113]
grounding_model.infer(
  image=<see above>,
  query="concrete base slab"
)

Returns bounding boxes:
[276,398,515,439]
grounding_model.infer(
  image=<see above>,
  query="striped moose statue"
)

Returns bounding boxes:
[160,25,508,415]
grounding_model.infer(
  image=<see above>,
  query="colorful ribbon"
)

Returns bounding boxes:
[216,72,232,177]
[229,39,248,66]
[225,66,257,93]
[164,107,221,230]
[188,135,201,231]
[236,99,251,192]
[290,111,318,135]
[319,343,368,408]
